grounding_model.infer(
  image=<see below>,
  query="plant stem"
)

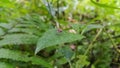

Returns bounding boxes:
[84,28,103,55]
[46,0,60,29]
[103,29,120,53]
[68,61,73,68]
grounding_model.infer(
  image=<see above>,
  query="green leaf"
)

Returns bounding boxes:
[90,0,120,10]
[35,29,84,54]
[76,55,90,68]
[0,34,39,47]
[59,46,74,60]
[0,62,15,68]
[82,24,103,34]
[0,48,52,68]
[0,28,5,35]
[55,57,68,65]
[0,23,13,29]
[15,23,36,28]
[8,28,40,35]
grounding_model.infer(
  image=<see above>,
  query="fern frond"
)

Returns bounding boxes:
[0,23,13,29]
[0,14,48,48]
[8,28,40,35]
[15,23,37,28]
[0,62,15,68]
[0,28,5,35]
[0,48,52,68]
[0,34,39,47]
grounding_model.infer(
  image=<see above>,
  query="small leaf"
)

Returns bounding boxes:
[59,46,74,60]
[85,24,103,31]
[82,24,103,34]
[35,29,84,54]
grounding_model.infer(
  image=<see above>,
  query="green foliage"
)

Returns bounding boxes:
[76,55,90,68]
[93,41,113,68]
[35,28,84,54]
[0,48,52,68]
[0,62,15,68]
[0,14,48,47]
[0,0,120,68]
[0,34,38,47]
[0,14,50,67]
[59,46,74,61]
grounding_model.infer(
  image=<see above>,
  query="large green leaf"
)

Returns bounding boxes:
[35,29,84,54]
[0,48,52,68]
